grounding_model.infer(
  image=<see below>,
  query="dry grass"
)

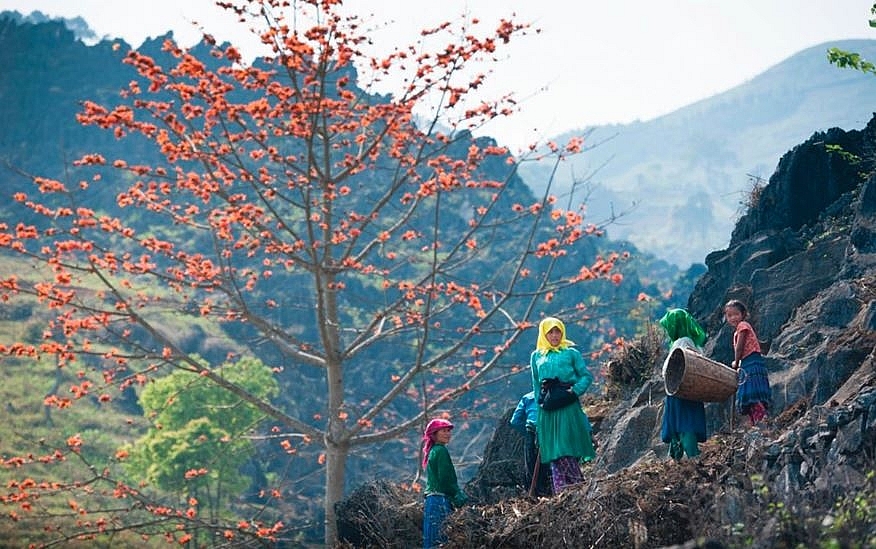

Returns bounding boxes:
[602,326,665,401]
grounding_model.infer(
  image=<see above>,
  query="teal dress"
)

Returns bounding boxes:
[530,347,596,463]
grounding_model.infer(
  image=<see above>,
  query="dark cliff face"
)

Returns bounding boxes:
[689,114,875,373]
[728,119,874,244]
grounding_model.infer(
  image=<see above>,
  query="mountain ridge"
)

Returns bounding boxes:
[519,39,876,267]
[6,8,874,270]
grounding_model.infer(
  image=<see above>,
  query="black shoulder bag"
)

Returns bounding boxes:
[537,377,578,410]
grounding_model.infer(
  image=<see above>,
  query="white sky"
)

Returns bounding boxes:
[2,0,874,150]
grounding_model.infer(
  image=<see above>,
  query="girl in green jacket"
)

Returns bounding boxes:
[421,418,467,548]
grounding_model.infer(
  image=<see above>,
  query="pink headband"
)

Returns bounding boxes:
[421,418,454,468]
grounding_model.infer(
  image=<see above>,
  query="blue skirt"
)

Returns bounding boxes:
[735,353,771,414]
[660,395,706,443]
[423,494,452,549]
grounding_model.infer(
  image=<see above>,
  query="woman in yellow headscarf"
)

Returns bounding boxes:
[530,317,596,494]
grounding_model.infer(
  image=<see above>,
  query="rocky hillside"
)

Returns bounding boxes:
[335,115,876,548]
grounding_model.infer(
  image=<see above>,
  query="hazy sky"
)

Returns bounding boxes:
[3,0,874,149]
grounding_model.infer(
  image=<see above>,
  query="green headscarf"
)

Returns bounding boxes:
[658,308,707,347]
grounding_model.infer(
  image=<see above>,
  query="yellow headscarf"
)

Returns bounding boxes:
[536,317,575,353]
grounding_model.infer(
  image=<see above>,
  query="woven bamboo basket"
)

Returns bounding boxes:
[664,347,738,402]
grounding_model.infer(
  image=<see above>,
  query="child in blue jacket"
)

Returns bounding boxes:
[510,391,552,496]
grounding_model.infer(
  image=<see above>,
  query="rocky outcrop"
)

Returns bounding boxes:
[727,122,868,243]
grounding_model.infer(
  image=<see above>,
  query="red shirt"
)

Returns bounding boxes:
[733,320,762,360]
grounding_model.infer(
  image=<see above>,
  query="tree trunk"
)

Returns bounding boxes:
[321,271,347,546]
[323,439,349,546]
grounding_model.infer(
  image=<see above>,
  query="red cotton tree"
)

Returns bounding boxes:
[0,0,624,545]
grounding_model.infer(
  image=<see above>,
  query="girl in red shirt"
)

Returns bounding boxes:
[724,300,771,425]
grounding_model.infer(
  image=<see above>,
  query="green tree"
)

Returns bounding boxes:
[827,3,876,75]
[122,357,278,533]
[826,2,875,179]
[0,0,623,544]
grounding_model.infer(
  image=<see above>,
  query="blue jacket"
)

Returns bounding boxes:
[510,391,538,432]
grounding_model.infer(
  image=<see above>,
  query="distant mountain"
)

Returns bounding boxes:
[518,39,876,267]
